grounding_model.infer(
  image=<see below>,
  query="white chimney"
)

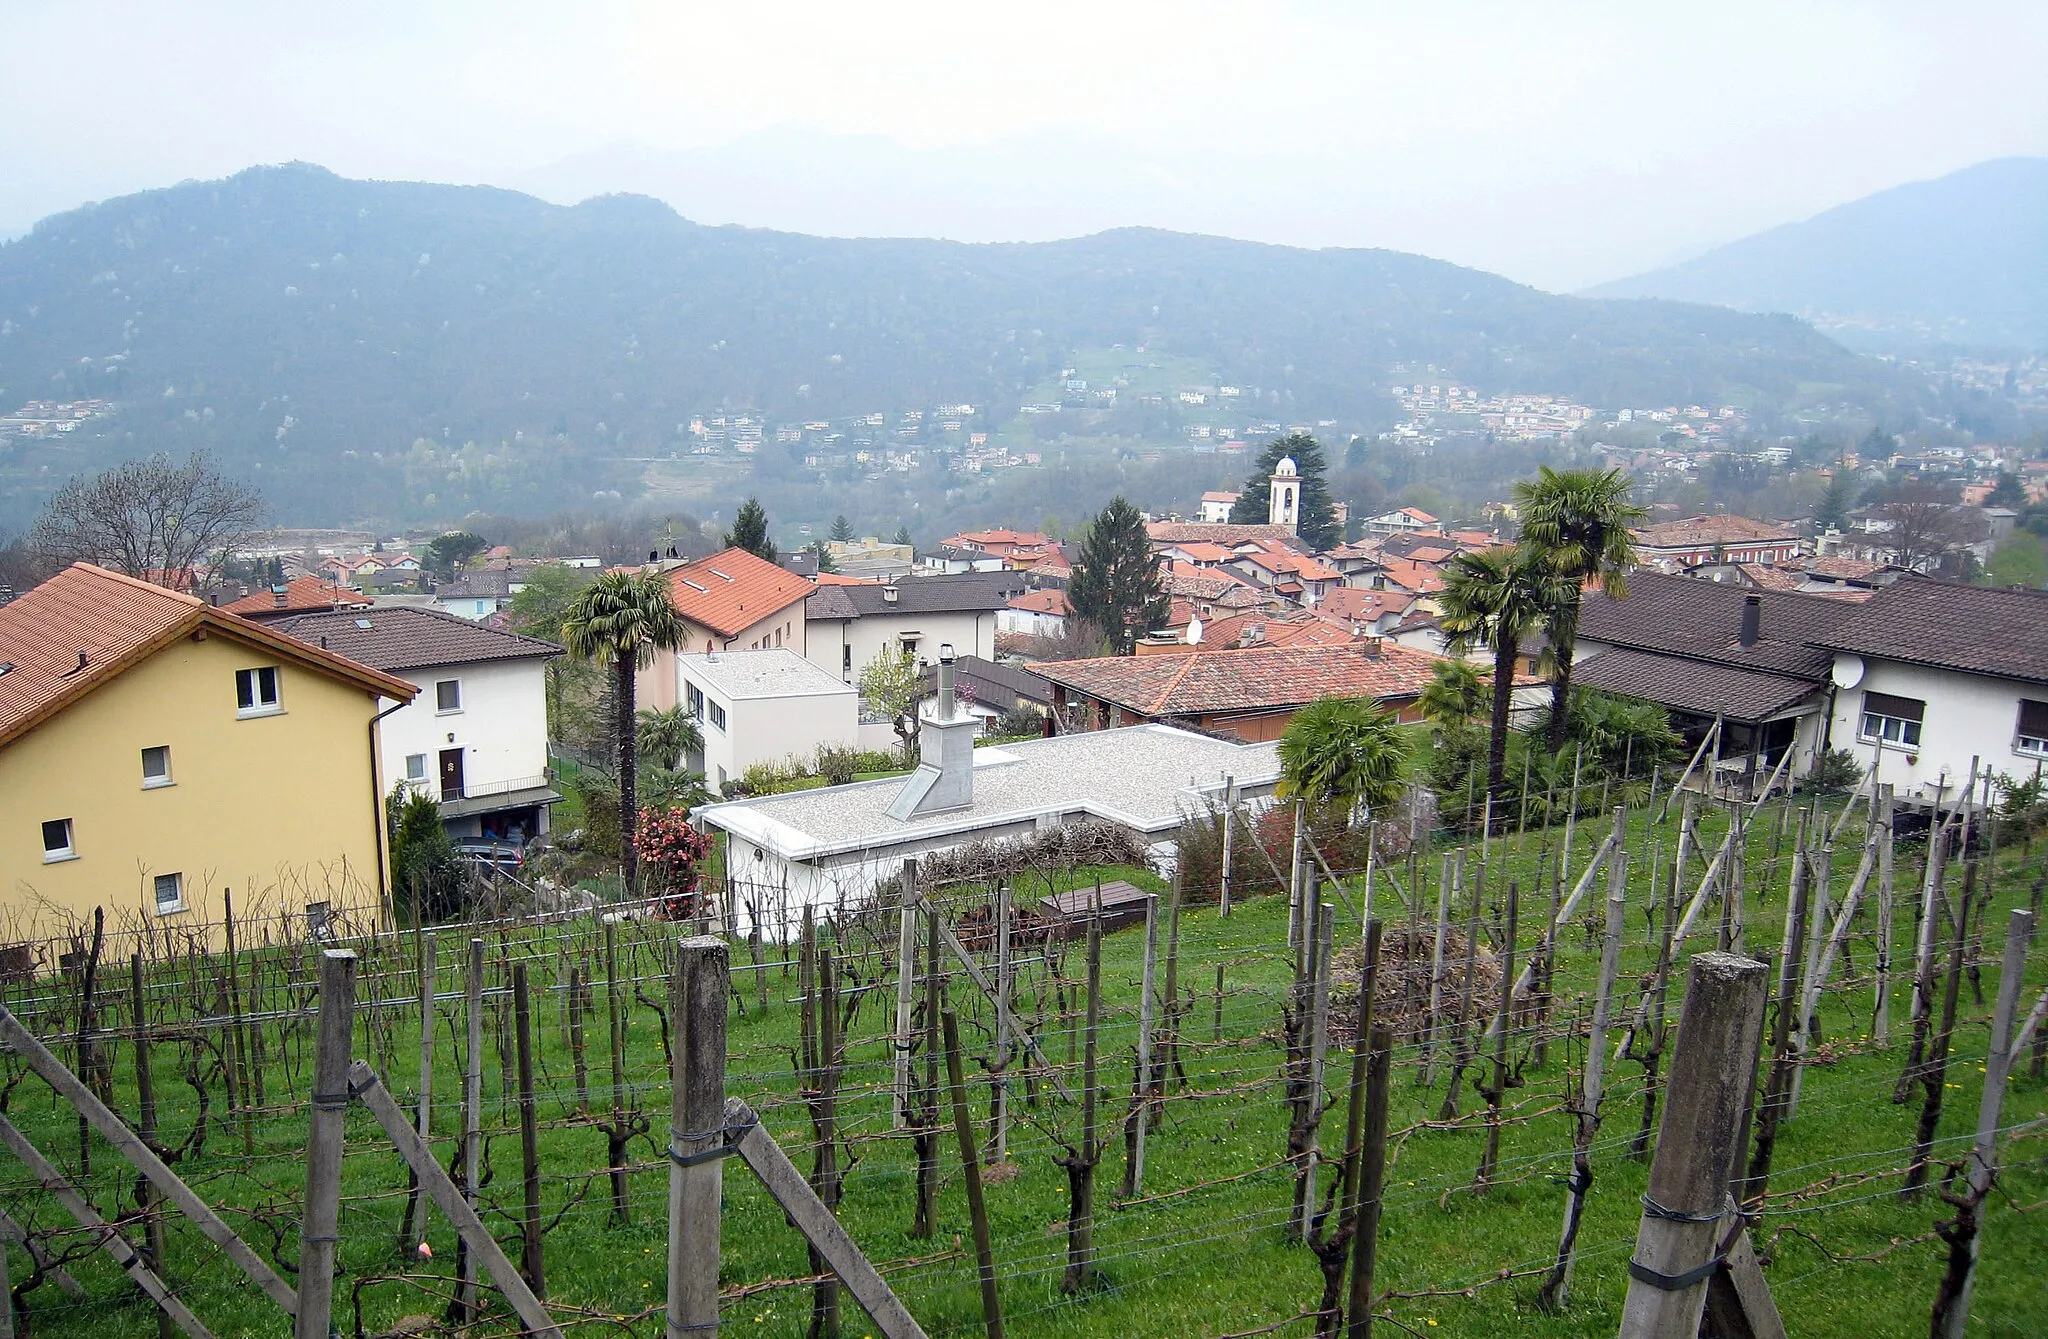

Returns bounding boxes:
[887,642,975,821]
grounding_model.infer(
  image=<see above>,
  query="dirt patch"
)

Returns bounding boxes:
[1327,925,1502,1043]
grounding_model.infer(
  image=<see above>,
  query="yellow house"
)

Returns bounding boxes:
[0,563,418,960]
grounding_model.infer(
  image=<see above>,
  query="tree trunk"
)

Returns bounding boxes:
[1546,613,1576,749]
[1487,637,1517,807]
[617,655,639,896]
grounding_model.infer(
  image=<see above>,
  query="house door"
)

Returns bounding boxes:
[439,747,465,800]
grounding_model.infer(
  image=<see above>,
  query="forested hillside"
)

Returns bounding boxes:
[0,164,1921,525]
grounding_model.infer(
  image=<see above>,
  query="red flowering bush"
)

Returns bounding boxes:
[638,807,714,918]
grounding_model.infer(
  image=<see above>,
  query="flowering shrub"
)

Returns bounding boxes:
[638,807,714,918]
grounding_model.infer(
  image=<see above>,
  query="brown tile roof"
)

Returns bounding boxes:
[807,572,1022,621]
[661,547,815,638]
[1317,587,1413,623]
[1735,563,1803,592]
[273,605,560,672]
[0,563,417,749]
[1817,577,2048,685]
[1145,521,1308,550]
[1008,588,1071,616]
[1030,642,1443,717]
[1636,514,1798,550]
[1578,569,1857,680]
[216,575,373,619]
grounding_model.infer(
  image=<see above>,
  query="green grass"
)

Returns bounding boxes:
[1,796,2043,1338]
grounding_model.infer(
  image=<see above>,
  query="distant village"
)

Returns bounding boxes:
[2,428,2043,946]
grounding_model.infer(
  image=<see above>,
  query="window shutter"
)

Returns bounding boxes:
[1862,691,1925,722]
[2019,699,2048,738]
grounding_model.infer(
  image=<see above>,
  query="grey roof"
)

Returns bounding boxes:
[273,605,560,672]
[1577,569,1856,681]
[1816,576,2048,686]
[807,572,1025,621]
[696,724,1280,861]
[917,654,1053,708]
[436,570,514,599]
[679,649,855,700]
[1575,646,1823,722]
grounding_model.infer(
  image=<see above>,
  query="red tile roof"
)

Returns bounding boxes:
[1316,587,1413,623]
[0,563,417,749]
[1031,642,1444,717]
[1636,514,1798,550]
[1008,588,1071,616]
[217,576,374,618]
[661,547,815,639]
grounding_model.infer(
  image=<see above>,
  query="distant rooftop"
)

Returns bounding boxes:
[680,648,855,701]
[695,724,1279,861]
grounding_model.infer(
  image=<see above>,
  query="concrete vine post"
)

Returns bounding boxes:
[668,935,729,1339]
[296,949,358,1339]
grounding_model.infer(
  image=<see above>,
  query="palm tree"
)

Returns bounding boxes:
[1276,696,1413,822]
[636,704,704,772]
[1416,657,1487,735]
[1513,466,1646,746]
[562,571,687,894]
[1438,546,1572,808]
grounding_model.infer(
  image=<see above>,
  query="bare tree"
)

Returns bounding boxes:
[1875,485,1983,575]
[28,454,264,589]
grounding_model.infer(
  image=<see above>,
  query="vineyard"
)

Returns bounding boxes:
[0,780,2042,1338]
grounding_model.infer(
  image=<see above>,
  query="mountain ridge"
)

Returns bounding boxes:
[1584,157,2048,351]
[0,163,1923,527]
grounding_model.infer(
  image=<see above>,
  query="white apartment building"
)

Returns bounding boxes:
[673,649,859,794]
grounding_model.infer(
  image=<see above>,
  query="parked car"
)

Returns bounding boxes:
[453,837,526,873]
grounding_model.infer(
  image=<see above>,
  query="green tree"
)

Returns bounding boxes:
[1228,432,1341,549]
[859,645,923,758]
[636,704,704,771]
[509,562,600,747]
[1068,495,1169,655]
[725,497,776,561]
[829,514,855,542]
[1344,436,1367,468]
[561,570,687,894]
[1417,657,1487,734]
[1513,465,1646,746]
[807,539,838,574]
[387,788,466,922]
[1276,697,1412,820]
[1439,546,1572,807]
[1987,471,2028,509]
[893,523,914,549]
[424,530,488,576]
[1813,471,1856,533]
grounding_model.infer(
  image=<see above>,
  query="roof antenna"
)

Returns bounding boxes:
[60,650,90,678]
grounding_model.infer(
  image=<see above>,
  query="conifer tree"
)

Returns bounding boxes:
[1228,432,1341,549]
[830,514,855,542]
[725,496,776,561]
[1068,495,1169,655]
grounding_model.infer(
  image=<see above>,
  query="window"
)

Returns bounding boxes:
[841,645,852,678]
[141,745,172,788]
[435,679,462,712]
[708,701,727,732]
[1859,691,1925,749]
[235,666,281,715]
[153,872,185,914]
[405,753,428,781]
[685,683,705,720]
[41,818,75,863]
[2017,700,2048,758]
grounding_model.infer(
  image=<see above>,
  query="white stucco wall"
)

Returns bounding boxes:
[995,608,1065,637]
[681,667,858,793]
[383,658,551,803]
[641,603,809,712]
[1828,658,2046,802]
[806,608,998,685]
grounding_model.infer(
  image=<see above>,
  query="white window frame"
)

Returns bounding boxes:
[235,665,282,717]
[2016,699,2048,759]
[141,745,173,789]
[405,753,429,782]
[41,818,76,863]
[1858,698,1924,750]
[435,678,463,714]
[153,872,185,915]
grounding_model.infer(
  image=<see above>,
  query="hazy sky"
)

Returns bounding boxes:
[5,1,2045,290]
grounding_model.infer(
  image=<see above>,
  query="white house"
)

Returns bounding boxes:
[673,649,859,794]
[805,572,1020,685]
[995,588,1070,638]
[275,606,560,842]
[1815,578,2048,804]
[696,700,1283,920]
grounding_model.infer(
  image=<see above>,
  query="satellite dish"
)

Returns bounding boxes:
[1831,654,1865,689]
[1186,616,1203,646]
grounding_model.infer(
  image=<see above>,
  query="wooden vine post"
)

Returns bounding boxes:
[668,935,728,1339]
[943,1008,1004,1339]
[296,948,358,1339]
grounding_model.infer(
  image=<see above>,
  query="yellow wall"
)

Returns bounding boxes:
[1,628,390,955]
